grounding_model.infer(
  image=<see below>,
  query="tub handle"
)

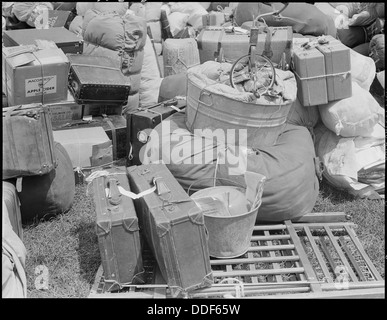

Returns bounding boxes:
[198,90,214,108]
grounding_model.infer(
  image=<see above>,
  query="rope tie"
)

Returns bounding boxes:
[219,278,245,298]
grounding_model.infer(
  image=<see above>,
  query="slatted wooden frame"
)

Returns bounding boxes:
[88,213,384,299]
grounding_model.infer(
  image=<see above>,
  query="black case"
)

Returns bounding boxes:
[127,99,186,165]
[67,54,131,105]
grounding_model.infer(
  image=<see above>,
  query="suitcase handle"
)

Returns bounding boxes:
[153,177,171,196]
[107,178,122,205]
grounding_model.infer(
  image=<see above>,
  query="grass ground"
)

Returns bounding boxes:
[22,178,385,298]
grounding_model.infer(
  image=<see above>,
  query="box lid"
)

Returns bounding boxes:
[3,46,69,69]
[3,27,83,46]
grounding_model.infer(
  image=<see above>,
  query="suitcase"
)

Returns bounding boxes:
[3,27,83,54]
[197,27,250,63]
[67,54,131,105]
[53,115,127,161]
[3,104,57,180]
[2,181,23,240]
[197,26,293,65]
[127,163,213,298]
[91,166,145,291]
[127,98,186,166]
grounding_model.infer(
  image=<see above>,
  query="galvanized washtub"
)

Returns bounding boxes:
[186,64,297,149]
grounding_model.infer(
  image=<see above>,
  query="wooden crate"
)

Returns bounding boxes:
[88,213,384,299]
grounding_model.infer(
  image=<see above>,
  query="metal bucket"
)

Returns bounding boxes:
[186,72,294,149]
[190,178,265,258]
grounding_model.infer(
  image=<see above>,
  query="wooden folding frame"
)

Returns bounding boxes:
[89,213,384,299]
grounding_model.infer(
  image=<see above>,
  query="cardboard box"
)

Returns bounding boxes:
[83,104,123,117]
[292,46,328,107]
[47,91,83,126]
[2,45,69,106]
[317,35,352,101]
[53,127,113,169]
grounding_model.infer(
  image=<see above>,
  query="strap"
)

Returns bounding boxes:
[70,63,121,72]
[117,185,156,200]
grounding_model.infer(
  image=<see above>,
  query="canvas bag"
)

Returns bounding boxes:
[2,202,27,298]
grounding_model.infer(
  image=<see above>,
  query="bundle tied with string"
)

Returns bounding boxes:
[292,35,352,106]
[185,62,297,149]
[2,42,69,106]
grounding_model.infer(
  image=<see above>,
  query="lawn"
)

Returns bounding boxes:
[22,178,385,298]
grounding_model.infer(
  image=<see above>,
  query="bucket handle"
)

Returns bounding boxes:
[187,177,245,195]
[188,88,214,132]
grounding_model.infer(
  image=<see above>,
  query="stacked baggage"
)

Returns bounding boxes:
[2,1,384,299]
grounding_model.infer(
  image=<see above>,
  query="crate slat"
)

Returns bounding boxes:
[338,237,366,281]
[254,225,286,231]
[251,287,385,299]
[213,267,305,278]
[247,244,295,252]
[210,255,300,265]
[303,226,333,283]
[291,222,356,229]
[251,234,291,241]
[319,236,337,273]
[324,226,359,282]
[190,286,311,298]
[285,220,321,292]
[264,230,283,283]
[247,251,258,283]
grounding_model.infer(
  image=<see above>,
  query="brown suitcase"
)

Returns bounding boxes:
[3,27,83,54]
[3,104,57,180]
[127,163,213,298]
[91,166,145,291]
[2,181,23,240]
[67,54,131,105]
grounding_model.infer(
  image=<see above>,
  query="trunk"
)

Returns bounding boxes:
[67,54,131,105]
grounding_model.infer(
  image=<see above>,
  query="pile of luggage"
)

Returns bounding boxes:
[2,2,385,298]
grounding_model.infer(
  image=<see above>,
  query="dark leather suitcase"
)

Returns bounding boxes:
[127,163,213,298]
[2,181,23,240]
[91,166,145,291]
[3,104,57,180]
[67,54,131,105]
[3,27,83,54]
[52,115,127,161]
[127,98,186,165]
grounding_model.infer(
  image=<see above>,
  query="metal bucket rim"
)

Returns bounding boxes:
[192,186,260,220]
